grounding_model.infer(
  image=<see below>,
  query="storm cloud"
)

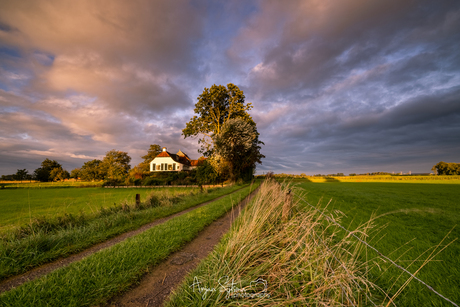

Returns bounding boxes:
[0,0,459,175]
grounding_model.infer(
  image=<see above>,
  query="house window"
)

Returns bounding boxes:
[157,164,160,170]
[161,163,164,171]
[173,163,176,170]
[168,164,173,171]
[152,163,156,171]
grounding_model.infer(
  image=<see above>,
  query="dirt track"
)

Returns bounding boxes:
[107,186,260,307]
[0,187,248,294]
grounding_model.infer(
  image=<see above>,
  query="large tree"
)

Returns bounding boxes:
[214,118,264,181]
[433,161,460,175]
[101,150,131,181]
[80,159,105,181]
[49,167,70,181]
[34,159,62,182]
[182,83,254,156]
[183,84,263,181]
[15,169,29,182]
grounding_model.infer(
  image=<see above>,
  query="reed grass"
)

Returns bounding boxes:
[297,180,459,306]
[166,179,380,306]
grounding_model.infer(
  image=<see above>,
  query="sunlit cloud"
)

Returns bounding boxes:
[0,0,459,175]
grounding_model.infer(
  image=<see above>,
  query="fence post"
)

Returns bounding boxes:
[136,194,140,207]
[282,189,292,222]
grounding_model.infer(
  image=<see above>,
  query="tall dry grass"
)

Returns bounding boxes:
[167,178,382,306]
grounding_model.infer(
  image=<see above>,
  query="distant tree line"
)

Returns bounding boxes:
[1,169,34,182]
[1,159,70,182]
[1,143,229,185]
[431,162,460,175]
[71,149,132,184]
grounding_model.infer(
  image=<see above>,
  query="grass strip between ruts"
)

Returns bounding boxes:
[0,183,259,307]
[0,184,248,281]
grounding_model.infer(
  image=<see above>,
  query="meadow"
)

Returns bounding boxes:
[0,184,259,306]
[269,175,460,184]
[0,180,103,188]
[0,184,248,280]
[167,178,459,306]
[295,180,460,306]
[0,187,197,232]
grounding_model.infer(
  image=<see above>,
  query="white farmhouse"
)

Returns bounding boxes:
[150,147,204,172]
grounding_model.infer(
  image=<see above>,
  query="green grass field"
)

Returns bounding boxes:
[0,184,249,281]
[0,184,259,307]
[295,180,460,306]
[0,187,197,232]
[0,181,103,188]
[270,175,460,184]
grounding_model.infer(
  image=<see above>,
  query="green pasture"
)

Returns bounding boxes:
[0,187,197,232]
[295,180,460,306]
[0,184,258,306]
[0,181,103,188]
[287,175,460,184]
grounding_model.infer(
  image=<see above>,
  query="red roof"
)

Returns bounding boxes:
[154,149,205,167]
[156,151,170,158]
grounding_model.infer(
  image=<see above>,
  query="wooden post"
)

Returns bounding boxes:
[136,194,140,206]
[282,190,292,222]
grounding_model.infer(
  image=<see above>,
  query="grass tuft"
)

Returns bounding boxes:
[167,179,380,306]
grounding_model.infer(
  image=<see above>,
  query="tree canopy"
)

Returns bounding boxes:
[214,118,264,181]
[101,150,131,181]
[139,144,162,172]
[34,159,63,182]
[80,159,105,181]
[183,83,263,181]
[182,83,254,156]
[432,161,460,175]
[15,169,29,182]
[49,167,70,181]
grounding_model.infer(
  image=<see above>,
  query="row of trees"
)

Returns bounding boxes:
[2,84,263,184]
[1,150,133,183]
[431,161,460,175]
[1,169,34,182]
[1,160,70,182]
[70,150,132,183]
[71,146,165,183]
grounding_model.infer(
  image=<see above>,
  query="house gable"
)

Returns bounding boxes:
[150,147,201,172]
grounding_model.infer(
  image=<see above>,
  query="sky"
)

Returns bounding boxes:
[1,0,459,176]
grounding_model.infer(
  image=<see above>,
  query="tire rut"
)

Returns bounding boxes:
[106,185,260,307]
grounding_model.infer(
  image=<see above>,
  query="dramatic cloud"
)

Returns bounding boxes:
[0,0,459,175]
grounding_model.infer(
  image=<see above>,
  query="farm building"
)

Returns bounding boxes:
[149,147,205,172]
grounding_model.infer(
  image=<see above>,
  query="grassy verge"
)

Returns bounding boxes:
[0,182,259,307]
[0,184,248,281]
[0,187,199,230]
[295,180,459,306]
[166,179,379,306]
